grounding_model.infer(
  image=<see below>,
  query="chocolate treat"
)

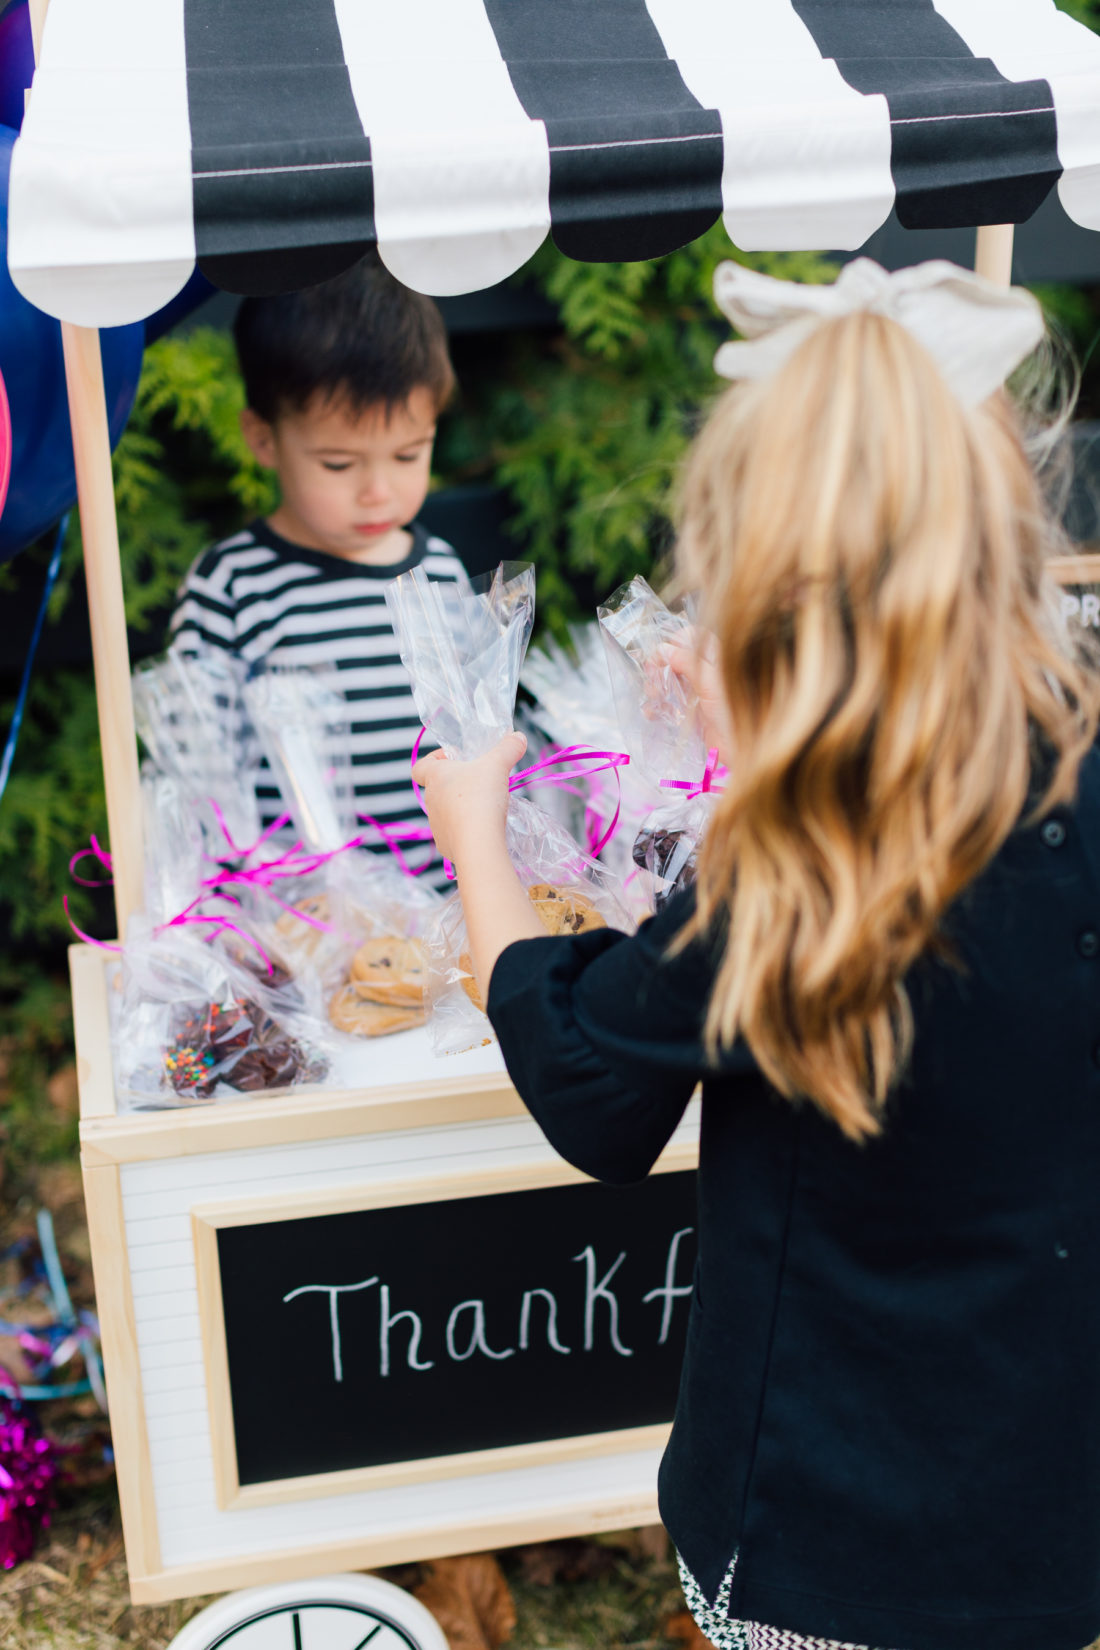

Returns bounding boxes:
[235,951,296,994]
[632,825,698,907]
[164,996,326,1098]
[164,1000,253,1097]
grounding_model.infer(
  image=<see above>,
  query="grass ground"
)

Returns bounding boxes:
[2,1492,689,1650]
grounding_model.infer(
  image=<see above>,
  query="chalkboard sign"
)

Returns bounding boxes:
[207,1170,697,1494]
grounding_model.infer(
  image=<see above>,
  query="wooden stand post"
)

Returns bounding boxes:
[974,223,1015,286]
[60,329,145,935]
[31,0,143,938]
[28,0,47,57]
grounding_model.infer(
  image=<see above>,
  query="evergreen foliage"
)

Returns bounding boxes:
[1056,0,1100,24]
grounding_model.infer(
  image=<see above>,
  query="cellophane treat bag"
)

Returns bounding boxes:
[598,575,717,912]
[386,563,634,1054]
[140,769,205,928]
[132,642,261,855]
[120,704,334,1108]
[128,655,333,1108]
[241,665,356,854]
[115,915,330,1110]
[243,663,445,1040]
[132,643,295,981]
[521,621,659,924]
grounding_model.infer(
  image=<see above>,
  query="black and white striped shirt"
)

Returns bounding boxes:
[170,518,467,879]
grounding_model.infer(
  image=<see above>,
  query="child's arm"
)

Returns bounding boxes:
[412,735,715,1185]
[665,629,733,765]
[412,734,543,993]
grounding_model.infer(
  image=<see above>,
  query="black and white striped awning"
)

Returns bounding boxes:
[9,0,1100,326]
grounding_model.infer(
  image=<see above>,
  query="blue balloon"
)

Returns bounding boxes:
[0,2,33,134]
[0,124,144,560]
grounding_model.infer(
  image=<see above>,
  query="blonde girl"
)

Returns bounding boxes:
[413,261,1100,1650]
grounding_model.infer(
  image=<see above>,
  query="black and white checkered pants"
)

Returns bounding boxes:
[677,1551,891,1650]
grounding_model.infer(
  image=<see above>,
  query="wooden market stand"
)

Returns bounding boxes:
[72,940,700,1604]
[22,0,1100,1613]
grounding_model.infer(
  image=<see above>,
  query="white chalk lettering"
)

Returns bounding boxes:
[1084,592,1100,628]
[379,1284,434,1377]
[445,1299,515,1362]
[642,1228,695,1344]
[519,1288,571,1354]
[574,1246,633,1357]
[282,1277,379,1383]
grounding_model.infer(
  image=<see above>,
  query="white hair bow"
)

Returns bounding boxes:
[713,257,1045,406]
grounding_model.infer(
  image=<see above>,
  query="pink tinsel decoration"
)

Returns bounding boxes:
[0,1394,59,1569]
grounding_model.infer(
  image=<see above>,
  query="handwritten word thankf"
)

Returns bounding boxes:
[284,1229,695,1384]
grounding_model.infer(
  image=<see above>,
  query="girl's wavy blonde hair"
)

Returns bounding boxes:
[678,308,1099,1140]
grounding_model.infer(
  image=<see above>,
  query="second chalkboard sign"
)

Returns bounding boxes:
[194,1162,697,1508]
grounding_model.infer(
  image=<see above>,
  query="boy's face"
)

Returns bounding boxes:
[241,387,437,564]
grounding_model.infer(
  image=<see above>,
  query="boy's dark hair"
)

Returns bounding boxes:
[233,253,455,423]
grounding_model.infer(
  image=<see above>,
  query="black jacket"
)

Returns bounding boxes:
[487,743,1100,1650]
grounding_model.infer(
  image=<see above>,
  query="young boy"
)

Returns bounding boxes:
[170,256,466,879]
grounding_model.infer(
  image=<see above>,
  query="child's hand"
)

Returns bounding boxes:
[412,732,527,866]
[664,629,734,763]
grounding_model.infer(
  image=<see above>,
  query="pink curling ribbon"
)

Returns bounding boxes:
[156,892,278,976]
[64,798,370,969]
[190,803,375,969]
[202,800,294,865]
[68,835,113,887]
[200,798,365,897]
[65,835,125,949]
[507,743,630,858]
[63,895,122,954]
[410,728,631,877]
[356,814,437,880]
[64,883,277,972]
[660,746,726,799]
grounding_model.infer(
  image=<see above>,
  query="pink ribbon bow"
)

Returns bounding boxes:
[64,801,368,971]
[660,747,725,799]
[410,728,631,879]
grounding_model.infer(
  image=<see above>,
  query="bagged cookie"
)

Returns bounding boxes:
[387,565,634,1054]
[249,868,440,1040]
[455,878,609,1016]
[324,925,431,1040]
[426,794,631,1053]
[521,620,662,922]
[242,658,454,1037]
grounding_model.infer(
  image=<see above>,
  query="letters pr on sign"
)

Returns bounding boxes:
[194,1166,697,1507]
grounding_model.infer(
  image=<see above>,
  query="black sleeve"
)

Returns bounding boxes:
[486,890,752,1184]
